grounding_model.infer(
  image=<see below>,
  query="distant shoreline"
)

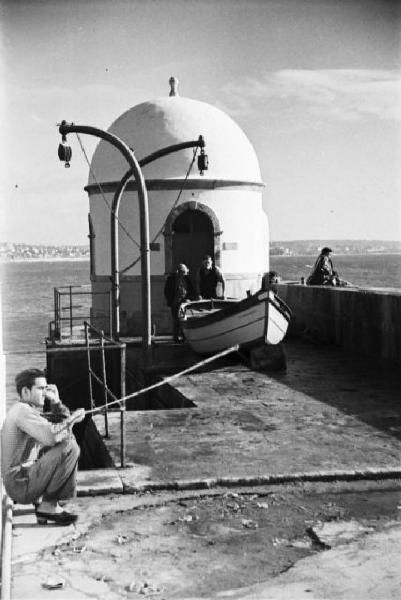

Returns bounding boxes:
[1,253,401,265]
[0,257,90,264]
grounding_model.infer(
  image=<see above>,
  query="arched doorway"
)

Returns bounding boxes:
[172,209,214,285]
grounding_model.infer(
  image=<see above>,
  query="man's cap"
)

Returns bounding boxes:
[321,246,332,254]
[177,263,188,273]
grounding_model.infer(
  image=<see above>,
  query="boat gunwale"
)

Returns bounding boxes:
[180,291,291,331]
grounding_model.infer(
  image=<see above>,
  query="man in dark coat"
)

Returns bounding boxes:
[164,263,195,342]
[195,255,225,299]
[307,247,340,286]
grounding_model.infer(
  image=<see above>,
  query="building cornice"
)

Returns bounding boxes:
[84,178,265,195]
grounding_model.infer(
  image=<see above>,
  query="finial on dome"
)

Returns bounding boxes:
[169,76,179,97]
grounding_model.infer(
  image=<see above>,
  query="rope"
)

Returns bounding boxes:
[76,132,200,275]
[84,344,239,416]
[119,144,200,275]
[75,133,140,249]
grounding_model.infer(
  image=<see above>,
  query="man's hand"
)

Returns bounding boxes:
[68,408,86,426]
[45,384,61,405]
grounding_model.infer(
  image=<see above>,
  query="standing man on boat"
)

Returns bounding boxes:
[196,255,225,299]
[1,368,85,525]
[164,263,195,342]
[306,247,340,286]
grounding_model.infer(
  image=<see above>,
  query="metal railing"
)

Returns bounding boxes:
[49,285,112,342]
[83,322,127,467]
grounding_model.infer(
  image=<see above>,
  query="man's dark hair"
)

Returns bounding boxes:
[15,368,46,396]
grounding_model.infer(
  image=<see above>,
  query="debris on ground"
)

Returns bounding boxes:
[224,492,240,498]
[116,534,129,544]
[288,537,312,549]
[41,577,66,590]
[308,519,375,548]
[178,514,198,522]
[272,537,288,546]
[17,483,400,600]
[242,519,258,529]
[127,580,164,595]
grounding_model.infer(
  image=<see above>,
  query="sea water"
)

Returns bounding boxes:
[1,255,400,404]
[270,253,401,288]
[1,260,91,353]
[1,260,91,404]
[1,255,400,354]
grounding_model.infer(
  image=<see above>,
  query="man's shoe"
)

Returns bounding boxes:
[35,510,78,526]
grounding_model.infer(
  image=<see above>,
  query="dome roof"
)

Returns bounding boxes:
[88,93,262,185]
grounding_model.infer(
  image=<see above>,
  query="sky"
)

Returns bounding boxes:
[1,0,400,245]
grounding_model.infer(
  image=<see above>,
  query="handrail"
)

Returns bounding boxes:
[50,286,112,342]
[82,321,116,344]
[83,321,126,466]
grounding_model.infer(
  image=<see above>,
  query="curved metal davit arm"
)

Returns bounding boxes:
[110,136,205,341]
[58,121,151,363]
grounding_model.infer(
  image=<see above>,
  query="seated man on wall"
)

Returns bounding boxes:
[307,247,341,286]
[1,368,85,525]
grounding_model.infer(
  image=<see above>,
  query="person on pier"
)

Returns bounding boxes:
[196,255,225,299]
[261,270,281,293]
[1,368,85,525]
[306,247,341,286]
[164,263,195,342]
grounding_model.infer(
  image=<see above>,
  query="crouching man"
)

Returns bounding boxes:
[1,368,85,526]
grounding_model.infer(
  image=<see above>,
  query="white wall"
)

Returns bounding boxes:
[89,187,269,277]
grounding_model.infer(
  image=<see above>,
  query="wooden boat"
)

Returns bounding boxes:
[179,290,291,355]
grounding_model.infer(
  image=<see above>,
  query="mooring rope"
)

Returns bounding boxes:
[83,343,239,417]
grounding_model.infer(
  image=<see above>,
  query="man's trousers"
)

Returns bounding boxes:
[4,437,80,504]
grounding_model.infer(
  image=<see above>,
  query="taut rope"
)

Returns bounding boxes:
[84,343,240,416]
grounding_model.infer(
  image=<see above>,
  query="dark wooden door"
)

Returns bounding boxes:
[172,210,214,286]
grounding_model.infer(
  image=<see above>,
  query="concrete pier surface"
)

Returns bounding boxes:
[94,339,401,490]
[8,339,401,599]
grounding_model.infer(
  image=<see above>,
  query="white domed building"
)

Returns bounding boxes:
[85,78,269,336]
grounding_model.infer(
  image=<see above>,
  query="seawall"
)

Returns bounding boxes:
[277,283,401,365]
